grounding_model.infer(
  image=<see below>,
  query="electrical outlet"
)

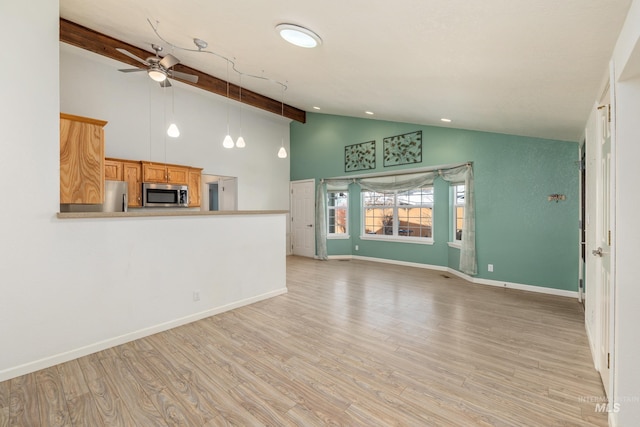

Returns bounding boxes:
[193,291,200,302]
[488,264,494,272]
[355,245,359,251]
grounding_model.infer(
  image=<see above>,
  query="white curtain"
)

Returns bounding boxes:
[357,171,437,192]
[316,179,353,260]
[315,163,477,276]
[438,164,477,276]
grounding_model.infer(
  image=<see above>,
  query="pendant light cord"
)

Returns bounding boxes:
[148,18,288,93]
[226,60,230,135]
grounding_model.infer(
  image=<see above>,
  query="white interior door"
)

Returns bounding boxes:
[219,177,238,211]
[291,180,315,258]
[594,100,612,397]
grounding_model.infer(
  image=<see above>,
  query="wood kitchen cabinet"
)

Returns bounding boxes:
[104,158,123,181]
[188,168,203,207]
[60,113,107,204]
[122,160,142,207]
[105,158,142,207]
[167,165,189,184]
[142,162,188,185]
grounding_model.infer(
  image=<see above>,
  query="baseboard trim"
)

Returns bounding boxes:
[329,255,579,298]
[350,255,447,272]
[0,287,287,382]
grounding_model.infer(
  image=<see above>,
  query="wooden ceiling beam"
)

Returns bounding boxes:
[59,18,306,123]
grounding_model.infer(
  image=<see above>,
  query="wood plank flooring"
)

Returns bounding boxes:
[0,256,608,426]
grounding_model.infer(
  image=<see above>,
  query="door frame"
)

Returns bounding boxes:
[585,82,616,400]
[290,179,316,258]
[578,143,586,305]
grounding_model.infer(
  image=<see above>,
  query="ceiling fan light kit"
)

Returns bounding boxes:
[276,23,322,48]
[148,67,167,82]
[117,44,197,86]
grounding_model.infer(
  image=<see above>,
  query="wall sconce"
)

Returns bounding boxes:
[548,194,566,203]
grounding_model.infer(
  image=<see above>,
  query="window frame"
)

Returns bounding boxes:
[327,190,350,239]
[360,186,434,245]
[450,182,465,247]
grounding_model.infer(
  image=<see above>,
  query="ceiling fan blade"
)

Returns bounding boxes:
[160,79,172,88]
[118,68,144,73]
[116,48,149,66]
[170,71,199,84]
[159,53,180,70]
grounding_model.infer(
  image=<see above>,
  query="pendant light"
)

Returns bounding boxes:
[277,84,288,158]
[222,59,234,148]
[235,73,246,148]
[167,84,180,138]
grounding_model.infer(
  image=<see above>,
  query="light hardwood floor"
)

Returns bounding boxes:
[1,256,607,426]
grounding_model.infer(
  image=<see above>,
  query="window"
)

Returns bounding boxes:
[362,187,433,241]
[327,191,349,237]
[452,183,465,242]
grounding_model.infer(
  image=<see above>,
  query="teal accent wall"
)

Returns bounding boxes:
[291,113,579,291]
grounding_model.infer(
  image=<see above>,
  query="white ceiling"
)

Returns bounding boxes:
[60,0,631,141]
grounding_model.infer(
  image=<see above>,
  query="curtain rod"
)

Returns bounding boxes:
[321,161,471,182]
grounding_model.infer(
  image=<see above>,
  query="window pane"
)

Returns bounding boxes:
[455,206,464,240]
[398,187,433,205]
[328,191,348,206]
[455,185,465,204]
[328,191,348,235]
[364,207,394,235]
[363,191,394,207]
[333,207,348,233]
[453,184,465,241]
[398,207,432,237]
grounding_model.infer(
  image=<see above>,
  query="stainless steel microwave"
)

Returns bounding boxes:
[142,183,189,207]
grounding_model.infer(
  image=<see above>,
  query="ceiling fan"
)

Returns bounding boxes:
[116,44,198,87]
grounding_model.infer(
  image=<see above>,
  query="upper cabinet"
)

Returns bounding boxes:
[118,160,200,207]
[60,113,107,204]
[104,158,123,181]
[188,168,203,207]
[142,162,189,185]
[105,158,143,207]
[122,160,142,207]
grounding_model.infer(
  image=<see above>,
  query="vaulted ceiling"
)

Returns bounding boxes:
[60,0,631,141]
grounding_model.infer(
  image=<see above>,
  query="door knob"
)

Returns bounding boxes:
[307,224,313,227]
[592,247,603,257]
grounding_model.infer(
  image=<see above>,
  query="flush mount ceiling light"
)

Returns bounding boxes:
[276,24,322,48]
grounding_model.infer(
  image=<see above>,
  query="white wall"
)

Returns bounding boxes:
[0,2,288,381]
[611,0,640,424]
[60,43,291,211]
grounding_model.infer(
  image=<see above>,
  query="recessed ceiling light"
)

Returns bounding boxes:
[365,111,374,115]
[313,106,321,110]
[276,24,322,48]
[440,118,452,122]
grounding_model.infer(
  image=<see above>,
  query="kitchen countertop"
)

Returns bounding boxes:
[57,210,288,219]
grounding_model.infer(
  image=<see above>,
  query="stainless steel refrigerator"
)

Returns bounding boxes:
[60,180,128,212]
